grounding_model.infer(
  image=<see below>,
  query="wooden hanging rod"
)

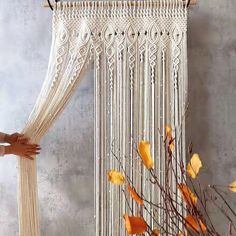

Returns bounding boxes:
[44,0,197,8]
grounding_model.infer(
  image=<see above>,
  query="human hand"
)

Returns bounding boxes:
[5,143,41,160]
[5,133,29,144]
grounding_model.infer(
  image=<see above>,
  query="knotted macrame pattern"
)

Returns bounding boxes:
[18,1,188,235]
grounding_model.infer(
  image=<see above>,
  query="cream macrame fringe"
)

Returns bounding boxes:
[18,1,188,235]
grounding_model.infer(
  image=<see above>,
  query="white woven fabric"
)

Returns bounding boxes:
[18,1,188,235]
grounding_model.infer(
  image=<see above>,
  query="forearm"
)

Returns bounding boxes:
[0,132,15,144]
[0,132,11,156]
[4,146,12,155]
[0,145,5,156]
[0,132,6,143]
[0,145,13,156]
[0,145,25,156]
[0,144,25,156]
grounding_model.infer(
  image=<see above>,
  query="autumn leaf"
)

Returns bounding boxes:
[151,228,160,236]
[229,180,236,193]
[165,125,175,152]
[178,183,197,206]
[138,141,154,169]
[107,170,125,185]
[169,139,175,152]
[178,232,185,236]
[185,215,207,233]
[123,214,148,234]
[127,184,144,205]
[165,125,173,140]
[187,153,202,179]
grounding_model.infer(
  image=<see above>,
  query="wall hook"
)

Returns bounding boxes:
[47,0,60,11]
[187,0,191,7]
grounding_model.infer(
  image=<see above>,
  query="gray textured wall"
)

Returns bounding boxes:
[0,0,235,236]
[187,1,236,234]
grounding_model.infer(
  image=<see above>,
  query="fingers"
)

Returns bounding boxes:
[28,147,41,152]
[15,143,41,159]
[26,150,40,155]
[23,155,34,160]
[25,144,41,149]
[18,137,29,144]
[10,133,29,144]
[26,144,41,156]
[12,133,23,139]
[17,134,29,144]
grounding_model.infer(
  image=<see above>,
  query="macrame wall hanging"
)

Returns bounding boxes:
[18,1,189,235]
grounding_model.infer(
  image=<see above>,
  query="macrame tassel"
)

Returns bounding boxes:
[18,1,188,235]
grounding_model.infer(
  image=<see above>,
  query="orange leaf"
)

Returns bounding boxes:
[229,180,236,193]
[127,184,144,205]
[185,215,207,233]
[178,232,185,236]
[123,214,148,234]
[169,139,175,152]
[138,141,154,169]
[165,125,173,140]
[151,228,160,236]
[178,183,197,206]
[107,170,125,185]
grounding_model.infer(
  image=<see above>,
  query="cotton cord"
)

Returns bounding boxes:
[18,1,188,235]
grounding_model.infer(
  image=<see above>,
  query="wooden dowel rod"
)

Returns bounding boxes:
[44,0,197,8]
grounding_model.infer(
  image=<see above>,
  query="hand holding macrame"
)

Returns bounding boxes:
[5,132,29,144]
[5,143,41,160]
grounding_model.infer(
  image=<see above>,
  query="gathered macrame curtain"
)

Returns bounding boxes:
[18,1,188,235]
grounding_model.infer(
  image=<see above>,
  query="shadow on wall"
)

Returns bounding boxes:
[186,11,211,169]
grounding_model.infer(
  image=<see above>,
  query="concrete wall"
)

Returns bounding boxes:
[187,1,236,234]
[0,0,235,235]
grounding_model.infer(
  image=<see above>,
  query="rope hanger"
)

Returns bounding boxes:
[47,0,59,10]
[46,0,196,11]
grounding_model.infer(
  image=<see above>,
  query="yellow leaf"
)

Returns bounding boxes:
[169,139,175,152]
[187,153,202,179]
[178,183,197,206]
[165,125,173,140]
[185,215,207,233]
[127,184,144,205]
[107,170,125,185]
[229,180,236,193]
[138,141,154,170]
[151,228,160,236]
[123,214,148,234]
